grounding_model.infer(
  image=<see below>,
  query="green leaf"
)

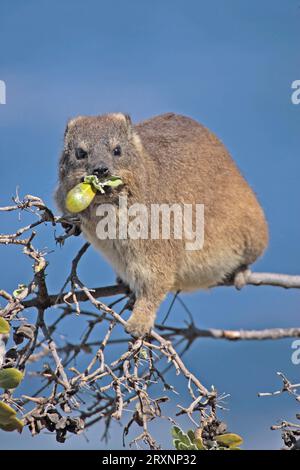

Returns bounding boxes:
[195,438,206,450]
[106,176,122,182]
[83,175,101,185]
[171,426,183,439]
[171,426,194,449]
[83,175,105,193]
[215,433,243,448]
[0,416,23,433]
[187,429,195,444]
[193,428,207,450]
[0,402,23,433]
[187,429,205,450]
[12,284,27,299]
[0,318,10,335]
[172,426,203,450]
[139,348,148,359]
[0,401,17,423]
[179,433,191,447]
[178,442,189,450]
[84,174,123,193]
[173,439,181,450]
[103,177,123,188]
[0,368,24,389]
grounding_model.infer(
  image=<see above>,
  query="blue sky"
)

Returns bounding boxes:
[0,0,299,449]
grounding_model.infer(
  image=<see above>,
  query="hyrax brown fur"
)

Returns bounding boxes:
[55,112,268,337]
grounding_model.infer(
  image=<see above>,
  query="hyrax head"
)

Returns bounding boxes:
[58,113,142,195]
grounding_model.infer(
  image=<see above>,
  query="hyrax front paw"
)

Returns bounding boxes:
[125,314,154,338]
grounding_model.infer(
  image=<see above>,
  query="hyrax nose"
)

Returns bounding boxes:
[92,165,110,179]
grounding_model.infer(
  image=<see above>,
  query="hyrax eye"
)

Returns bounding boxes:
[112,145,122,157]
[75,147,88,160]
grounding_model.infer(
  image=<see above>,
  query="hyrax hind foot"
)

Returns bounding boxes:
[233,266,251,290]
[125,313,154,338]
[125,297,158,338]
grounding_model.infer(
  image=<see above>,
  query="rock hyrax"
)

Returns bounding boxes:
[55,113,268,337]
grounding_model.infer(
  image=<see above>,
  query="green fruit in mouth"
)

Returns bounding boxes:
[65,182,97,213]
[65,175,123,214]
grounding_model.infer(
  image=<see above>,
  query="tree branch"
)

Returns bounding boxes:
[157,324,300,341]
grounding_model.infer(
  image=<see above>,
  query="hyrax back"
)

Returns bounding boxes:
[56,112,268,337]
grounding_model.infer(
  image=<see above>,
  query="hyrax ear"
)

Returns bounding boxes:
[112,113,142,149]
[123,114,134,139]
[123,113,132,128]
[112,112,131,128]
[64,116,85,138]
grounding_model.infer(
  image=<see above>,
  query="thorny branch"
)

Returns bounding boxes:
[259,372,300,450]
[0,194,299,448]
